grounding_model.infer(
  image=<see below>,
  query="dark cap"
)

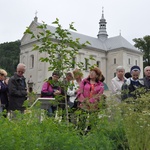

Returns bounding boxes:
[130,65,141,73]
[52,71,60,77]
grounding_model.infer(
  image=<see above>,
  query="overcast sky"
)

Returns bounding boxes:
[1,0,150,45]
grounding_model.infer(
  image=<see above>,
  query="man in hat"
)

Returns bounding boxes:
[121,65,144,100]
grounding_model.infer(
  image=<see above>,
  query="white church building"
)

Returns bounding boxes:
[20,12,143,93]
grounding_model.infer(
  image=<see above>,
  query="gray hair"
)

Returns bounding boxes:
[17,63,26,69]
[116,66,125,71]
[144,66,150,72]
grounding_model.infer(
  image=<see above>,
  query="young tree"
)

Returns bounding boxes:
[133,35,150,68]
[25,18,93,123]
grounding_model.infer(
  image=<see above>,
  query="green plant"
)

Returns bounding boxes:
[121,92,150,150]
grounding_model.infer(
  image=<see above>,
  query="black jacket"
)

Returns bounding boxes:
[143,77,150,89]
[8,73,27,111]
[121,78,145,100]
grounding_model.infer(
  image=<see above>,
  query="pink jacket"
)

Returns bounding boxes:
[77,78,104,110]
[41,81,61,98]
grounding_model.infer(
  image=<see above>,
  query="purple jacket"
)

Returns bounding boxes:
[77,78,104,110]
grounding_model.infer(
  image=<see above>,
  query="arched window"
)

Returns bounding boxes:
[128,58,131,65]
[135,60,138,65]
[114,58,116,64]
[85,58,88,71]
[114,72,116,77]
[96,61,101,68]
[30,55,34,68]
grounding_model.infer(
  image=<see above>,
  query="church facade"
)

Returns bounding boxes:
[20,13,143,93]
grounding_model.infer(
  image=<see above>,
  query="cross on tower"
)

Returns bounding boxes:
[35,10,38,17]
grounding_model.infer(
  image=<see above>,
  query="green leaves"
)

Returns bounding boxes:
[52,18,59,25]
[24,27,32,34]
[133,35,150,67]
[69,22,77,31]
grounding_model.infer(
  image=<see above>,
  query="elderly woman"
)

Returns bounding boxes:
[0,69,9,112]
[77,67,104,111]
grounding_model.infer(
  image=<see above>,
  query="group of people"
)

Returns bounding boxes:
[110,65,150,102]
[1,62,150,116]
[41,67,105,115]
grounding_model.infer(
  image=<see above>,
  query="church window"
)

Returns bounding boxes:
[30,55,34,68]
[85,58,88,71]
[128,58,131,65]
[135,60,137,65]
[96,61,100,68]
[114,58,116,64]
[114,72,116,77]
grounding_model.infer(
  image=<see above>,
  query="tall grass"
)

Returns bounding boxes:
[0,92,149,150]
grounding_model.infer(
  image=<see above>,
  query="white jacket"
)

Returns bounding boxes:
[67,80,79,103]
